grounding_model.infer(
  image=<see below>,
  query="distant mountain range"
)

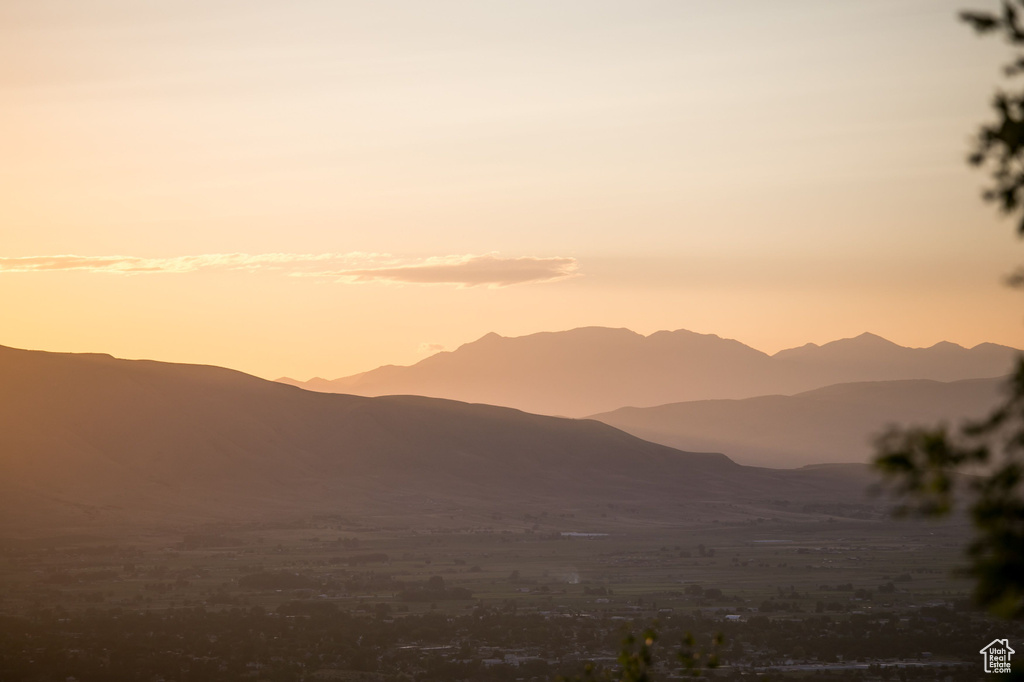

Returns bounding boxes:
[278,327,1020,416]
[0,344,874,534]
[591,376,1006,468]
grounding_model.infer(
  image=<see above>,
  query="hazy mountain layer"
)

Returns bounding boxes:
[591,376,1006,468]
[278,327,1018,416]
[1,344,872,534]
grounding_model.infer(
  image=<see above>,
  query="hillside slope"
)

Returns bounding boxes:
[591,377,1006,468]
[0,344,869,533]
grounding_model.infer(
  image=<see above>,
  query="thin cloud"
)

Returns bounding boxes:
[0,253,373,275]
[0,252,580,287]
[333,254,580,288]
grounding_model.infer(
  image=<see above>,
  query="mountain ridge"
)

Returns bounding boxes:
[590,375,1007,468]
[277,327,1019,416]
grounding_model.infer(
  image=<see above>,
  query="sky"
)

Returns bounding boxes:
[3,0,1023,380]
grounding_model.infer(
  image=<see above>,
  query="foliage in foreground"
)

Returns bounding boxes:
[875,0,1024,621]
[559,627,722,682]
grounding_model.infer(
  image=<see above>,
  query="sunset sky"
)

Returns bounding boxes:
[3,0,1023,381]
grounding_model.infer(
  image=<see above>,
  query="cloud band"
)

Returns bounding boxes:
[332,254,578,287]
[0,252,579,288]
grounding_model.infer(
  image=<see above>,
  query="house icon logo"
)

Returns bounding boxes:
[980,639,1015,674]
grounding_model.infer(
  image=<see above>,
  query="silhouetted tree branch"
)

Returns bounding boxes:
[964,2,1024,236]
[558,627,722,681]
[874,1,1024,620]
[875,358,1024,618]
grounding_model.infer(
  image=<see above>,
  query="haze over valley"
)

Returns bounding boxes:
[592,376,1006,468]
[0,337,1010,680]
[5,2,1024,679]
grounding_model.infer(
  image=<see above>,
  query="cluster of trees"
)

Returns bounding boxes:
[397,575,473,602]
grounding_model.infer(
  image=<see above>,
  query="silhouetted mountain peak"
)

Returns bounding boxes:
[449,332,502,352]
[973,341,1018,352]
[511,326,643,343]
[570,326,641,337]
[772,342,818,357]
[829,332,899,348]
[928,340,966,351]
[772,332,901,362]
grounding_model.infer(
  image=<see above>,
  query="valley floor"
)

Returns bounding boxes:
[1,509,1016,681]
